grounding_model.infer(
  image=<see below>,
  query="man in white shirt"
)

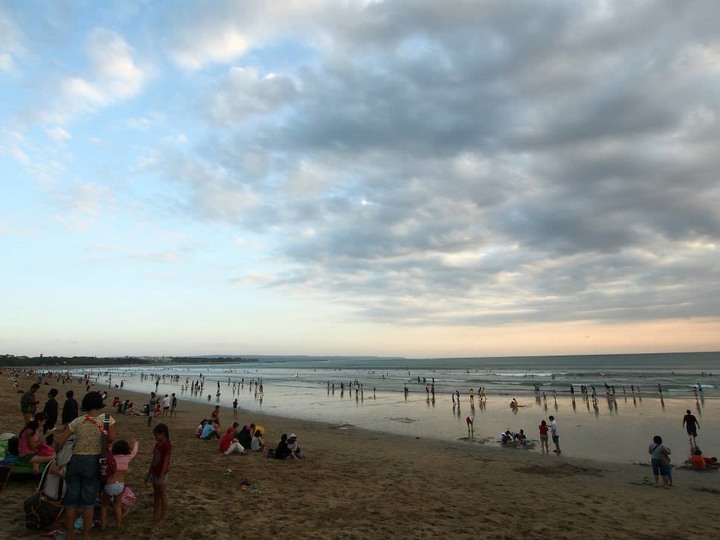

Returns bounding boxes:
[549,415,561,454]
[162,394,171,416]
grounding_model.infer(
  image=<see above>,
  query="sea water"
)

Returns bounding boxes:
[74,352,720,465]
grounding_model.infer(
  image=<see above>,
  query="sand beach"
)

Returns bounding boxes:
[2,370,720,540]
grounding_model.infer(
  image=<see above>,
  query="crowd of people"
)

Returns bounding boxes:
[6,369,309,538]
[8,372,173,540]
[192,408,304,460]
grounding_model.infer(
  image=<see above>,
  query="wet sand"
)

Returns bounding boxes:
[2,371,719,539]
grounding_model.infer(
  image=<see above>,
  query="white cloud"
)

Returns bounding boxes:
[0,52,13,72]
[0,7,23,73]
[165,0,372,70]
[45,127,71,145]
[54,28,148,121]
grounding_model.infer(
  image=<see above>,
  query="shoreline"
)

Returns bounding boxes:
[3,371,720,539]
[83,366,720,466]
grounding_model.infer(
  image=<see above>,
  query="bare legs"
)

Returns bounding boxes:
[65,507,94,540]
[153,481,168,525]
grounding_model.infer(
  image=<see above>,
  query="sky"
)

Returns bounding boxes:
[1,0,719,358]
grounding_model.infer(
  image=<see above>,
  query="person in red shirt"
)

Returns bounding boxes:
[147,423,171,525]
[538,420,549,454]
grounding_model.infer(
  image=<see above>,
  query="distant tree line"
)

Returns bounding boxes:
[0,354,257,367]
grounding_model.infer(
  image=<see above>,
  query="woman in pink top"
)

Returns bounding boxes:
[18,412,55,474]
[100,438,139,530]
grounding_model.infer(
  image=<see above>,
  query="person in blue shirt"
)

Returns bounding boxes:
[200,421,219,440]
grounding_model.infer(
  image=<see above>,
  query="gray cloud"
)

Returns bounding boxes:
[151,0,720,326]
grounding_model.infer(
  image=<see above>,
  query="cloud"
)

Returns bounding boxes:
[50,180,117,232]
[205,67,298,124]
[164,0,372,70]
[147,0,720,327]
[0,6,23,73]
[7,0,714,334]
[54,28,148,121]
[45,127,71,145]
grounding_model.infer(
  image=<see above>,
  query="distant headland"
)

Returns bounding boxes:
[0,354,258,367]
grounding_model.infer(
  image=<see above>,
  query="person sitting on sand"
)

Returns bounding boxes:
[237,425,252,449]
[219,427,245,455]
[690,447,718,471]
[195,419,207,438]
[200,420,219,440]
[274,433,293,460]
[251,430,264,452]
[500,430,515,444]
[516,429,527,445]
[287,433,304,459]
[18,412,56,474]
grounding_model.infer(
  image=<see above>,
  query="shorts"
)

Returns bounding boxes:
[540,435,548,442]
[19,454,35,462]
[552,435,559,444]
[150,474,168,485]
[687,428,697,438]
[64,454,101,509]
[104,481,125,497]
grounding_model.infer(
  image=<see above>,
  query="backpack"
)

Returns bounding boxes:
[24,460,64,529]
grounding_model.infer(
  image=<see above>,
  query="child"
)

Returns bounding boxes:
[147,423,171,526]
[538,420,549,454]
[101,438,139,530]
[251,429,264,452]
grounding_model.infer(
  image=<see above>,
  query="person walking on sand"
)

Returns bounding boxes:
[549,415,561,454]
[682,409,700,446]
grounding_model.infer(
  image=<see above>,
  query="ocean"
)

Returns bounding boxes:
[71,351,719,465]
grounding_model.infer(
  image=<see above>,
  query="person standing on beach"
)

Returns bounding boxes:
[147,392,157,427]
[62,390,79,426]
[549,416,561,454]
[682,409,700,446]
[648,435,672,488]
[147,423,171,526]
[538,420,549,454]
[21,383,41,422]
[43,388,59,435]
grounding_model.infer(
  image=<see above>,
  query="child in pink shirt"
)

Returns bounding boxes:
[100,438,139,530]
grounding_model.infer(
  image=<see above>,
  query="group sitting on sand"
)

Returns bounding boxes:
[269,433,305,460]
[191,412,303,461]
[498,429,531,448]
